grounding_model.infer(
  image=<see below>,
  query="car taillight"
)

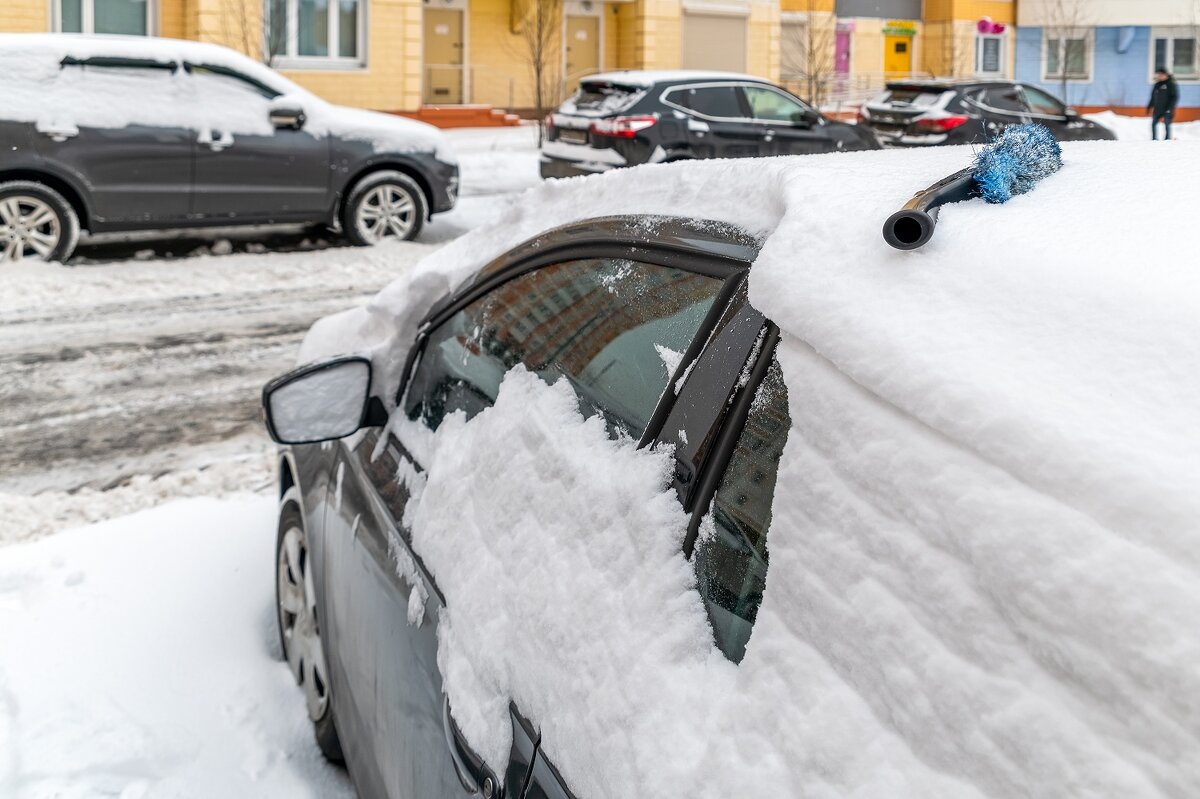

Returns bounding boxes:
[544,113,556,135]
[589,115,657,138]
[856,106,869,124]
[913,114,969,133]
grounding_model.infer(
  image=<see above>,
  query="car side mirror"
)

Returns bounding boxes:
[262,357,387,445]
[792,109,820,127]
[1064,107,1079,119]
[270,104,306,130]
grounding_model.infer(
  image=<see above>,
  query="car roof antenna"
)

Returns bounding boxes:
[882,123,1063,251]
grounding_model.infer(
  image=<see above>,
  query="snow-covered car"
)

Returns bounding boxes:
[0,34,458,264]
[261,143,1199,799]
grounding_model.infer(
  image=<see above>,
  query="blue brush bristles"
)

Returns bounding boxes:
[971,123,1063,204]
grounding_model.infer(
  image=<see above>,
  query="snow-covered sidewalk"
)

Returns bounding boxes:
[0,497,355,799]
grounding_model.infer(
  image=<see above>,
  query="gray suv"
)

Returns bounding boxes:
[0,34,459,264]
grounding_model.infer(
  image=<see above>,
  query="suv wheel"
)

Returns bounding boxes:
[276,489,344,762]
[342,170,426,245]
[0,181,79,265]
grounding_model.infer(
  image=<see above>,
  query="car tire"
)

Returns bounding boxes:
[276,489,344,763]
[0,180,80,264]
[341,170,426,245]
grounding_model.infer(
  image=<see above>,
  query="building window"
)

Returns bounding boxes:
[1045,32,1090,80]
[975,34,1004,76]
[55,0,152,35]
[1153,31,1198,80]
[267,0,365,67]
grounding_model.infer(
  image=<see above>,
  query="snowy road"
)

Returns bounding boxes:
[0,126,539,541]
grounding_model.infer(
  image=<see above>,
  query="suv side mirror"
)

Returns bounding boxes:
[270,104,306,130]
[792,108,820,127]
[1064,107,1079,119]
[262,357,386,444]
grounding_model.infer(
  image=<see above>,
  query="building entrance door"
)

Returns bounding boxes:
[424,8,464,104]
[565,15,600,84]
[883,34,912,76]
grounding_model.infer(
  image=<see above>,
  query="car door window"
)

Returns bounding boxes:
[694,354,790,663]
[742,86,811,124]
[670,85,745,119]
[983,87,1028,113]
[404,258,725,439]
[187,63,281,99]
[1021,86,1066,117]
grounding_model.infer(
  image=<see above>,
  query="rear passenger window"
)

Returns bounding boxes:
[404,258,724,439]
[695,355,790,663]
[671,86,745,119]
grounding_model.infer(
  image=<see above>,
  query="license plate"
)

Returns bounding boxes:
[559,128,588,144]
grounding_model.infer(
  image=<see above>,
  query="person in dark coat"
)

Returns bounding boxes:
[1148,67,1180,140]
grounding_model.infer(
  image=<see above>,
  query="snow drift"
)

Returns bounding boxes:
[303,141,1200,797]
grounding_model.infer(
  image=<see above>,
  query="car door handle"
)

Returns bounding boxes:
[36,122,78,142]
[764,129,775,142]
[198,130,234,152]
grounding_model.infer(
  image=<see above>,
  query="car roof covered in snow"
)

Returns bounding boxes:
[0,33,305,97]
[578,69,772,88]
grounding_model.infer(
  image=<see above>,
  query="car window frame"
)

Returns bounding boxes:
[183,60,283,100]
[738,83,818,125]
[660,81,801,125]
[968,85,1031,116]
[393,237,753,449]
[1018,84,1068,120]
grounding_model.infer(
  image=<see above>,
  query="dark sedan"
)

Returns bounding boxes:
[858,79,1115,146]
[540,70,880,178]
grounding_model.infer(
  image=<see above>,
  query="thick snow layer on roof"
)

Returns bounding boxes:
[304,141,1200,796]
[580,69,767,87]
[0,34,448,157]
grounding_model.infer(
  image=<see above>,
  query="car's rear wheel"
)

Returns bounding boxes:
[0,181,79,265]
[342,170,426,245]
[276,491,344,762]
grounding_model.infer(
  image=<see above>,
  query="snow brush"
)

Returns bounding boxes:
[882,123,1063,251]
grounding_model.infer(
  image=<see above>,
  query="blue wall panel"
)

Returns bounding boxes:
[1017,25,1200,108]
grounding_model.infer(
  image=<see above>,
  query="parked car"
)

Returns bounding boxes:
[260,144,1195,798]
[858,79,1116,146]
[0,34,458,264]
[539,70,880,178]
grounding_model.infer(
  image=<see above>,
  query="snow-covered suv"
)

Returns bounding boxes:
[262,143,1197,799]
[0,34,458,264]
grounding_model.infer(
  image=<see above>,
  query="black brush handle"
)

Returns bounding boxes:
[882,167,979,251]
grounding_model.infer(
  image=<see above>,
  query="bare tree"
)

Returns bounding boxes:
[512,0,563,145]
[220,0,286,65]
[1042,0,1090,104]
[937,21,974,79]
[780,4,836,106]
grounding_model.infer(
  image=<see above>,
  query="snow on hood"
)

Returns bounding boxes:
[302,141,1200,797]
[0,34,453,161]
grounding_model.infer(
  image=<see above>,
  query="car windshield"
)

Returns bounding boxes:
[878,87,946,108]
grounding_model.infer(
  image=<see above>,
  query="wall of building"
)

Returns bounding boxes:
[0,0,49,32]
[1018,0,1200,28]
[834,0,919,20]
[1017,25,1200,111]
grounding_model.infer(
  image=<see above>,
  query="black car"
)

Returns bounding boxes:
[263,215,787,799]
[0,34,458,264]
[858,79,1116,146]
[540,70,880,178]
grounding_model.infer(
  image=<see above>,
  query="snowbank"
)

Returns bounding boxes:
[0,498,354,798]
[305,140,1200,797]
[1086,110,1200,141]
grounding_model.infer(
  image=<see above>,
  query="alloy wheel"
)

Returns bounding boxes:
[355,183,417,242]
[0,196,61,263]
[277,523,331,721]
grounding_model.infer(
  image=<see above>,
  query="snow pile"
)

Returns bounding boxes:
[0,498,354,798]
[1086,110,1200,141]
[300,139,1200,797]
[0,34,450,158]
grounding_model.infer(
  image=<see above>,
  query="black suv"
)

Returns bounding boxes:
[540,70,880,178]
[859,79,1116,146]
[0,34,458,264]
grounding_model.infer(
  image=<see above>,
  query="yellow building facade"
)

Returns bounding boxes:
[1,0,1018,114]
[1,0,780,112]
